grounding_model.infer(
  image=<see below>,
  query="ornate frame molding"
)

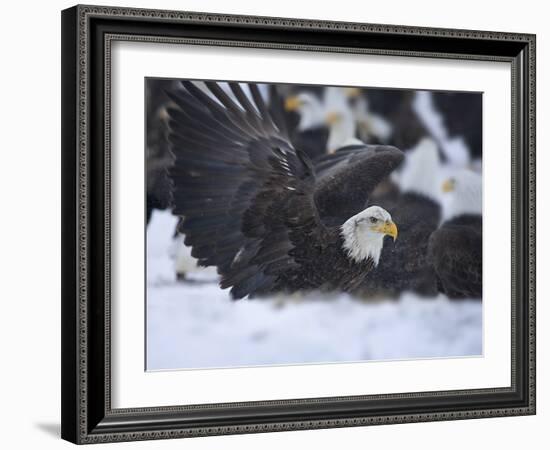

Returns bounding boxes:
[61,4,536,444]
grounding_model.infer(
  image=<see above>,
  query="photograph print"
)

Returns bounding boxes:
[145,79,483,371]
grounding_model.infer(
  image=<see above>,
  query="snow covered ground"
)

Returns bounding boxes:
[146,210,482,371]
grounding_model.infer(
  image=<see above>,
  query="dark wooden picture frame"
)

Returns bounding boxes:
[61,4,536,444]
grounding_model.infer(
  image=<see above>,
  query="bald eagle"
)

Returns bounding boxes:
[166,81,403,299]
[344,88,393,145]
[428,170,482,299]
[281,91,329,161]
[282,87,360,158]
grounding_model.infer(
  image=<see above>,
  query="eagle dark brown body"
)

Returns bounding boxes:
[359,192,442,298]
[428,214,482,299]
[167,81,403,299]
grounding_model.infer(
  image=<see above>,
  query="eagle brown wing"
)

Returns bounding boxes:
[313,144,404,225]
[167,81,329,298]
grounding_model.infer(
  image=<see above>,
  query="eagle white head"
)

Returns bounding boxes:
[341,206,398,266]
[285,88,356,152]
[284,93,324,131]
[442,169,482,220]
[398,137,440,200]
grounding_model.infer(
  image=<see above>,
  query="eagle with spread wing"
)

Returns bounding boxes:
[166,81,403,299]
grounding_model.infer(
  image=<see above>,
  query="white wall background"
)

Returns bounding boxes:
[0,0,545,448]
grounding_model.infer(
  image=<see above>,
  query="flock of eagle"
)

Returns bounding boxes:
[146,80,482,301]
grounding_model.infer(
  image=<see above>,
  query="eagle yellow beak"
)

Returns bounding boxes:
[326,111,341,125]
[442,178,456,193]
[373,220,398,241]
[284,96,302,111]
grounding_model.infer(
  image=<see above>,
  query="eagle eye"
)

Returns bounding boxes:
[370,217,378,224]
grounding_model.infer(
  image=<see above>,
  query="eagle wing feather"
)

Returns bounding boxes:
[168,81,328,298]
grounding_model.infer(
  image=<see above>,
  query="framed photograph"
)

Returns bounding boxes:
[61,4,536,444]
